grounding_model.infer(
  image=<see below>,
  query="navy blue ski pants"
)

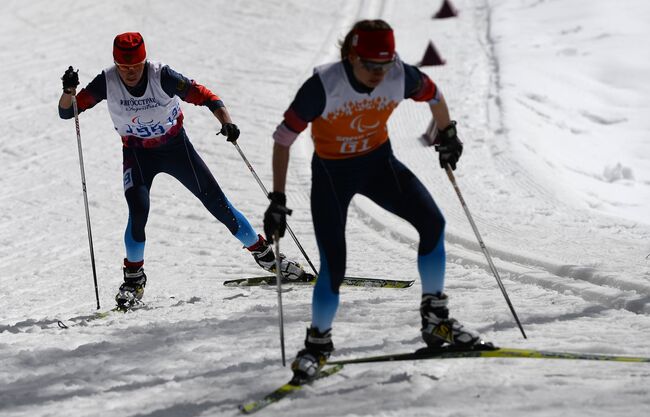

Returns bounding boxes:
[310,141,446,331]
[122,129,258,262]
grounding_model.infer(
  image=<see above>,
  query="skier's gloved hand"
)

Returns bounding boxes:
[435,121,463,170]
[61,66,79,94]
[264,191,292,243]
[220,123,240,142]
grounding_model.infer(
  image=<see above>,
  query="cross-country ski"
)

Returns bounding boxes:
[223,274,415,288]
[328,345,650,365]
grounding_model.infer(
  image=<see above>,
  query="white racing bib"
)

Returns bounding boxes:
[105,61,181,141]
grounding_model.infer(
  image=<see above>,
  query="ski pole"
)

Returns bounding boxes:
[444,164,526,339]
[229,140,318,276]
[71,95,101,310]
[274,232,286,366]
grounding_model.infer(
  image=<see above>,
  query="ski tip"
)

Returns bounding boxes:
[237,365,344,414]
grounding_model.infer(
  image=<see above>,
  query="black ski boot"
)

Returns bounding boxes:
[115,259,147,309]
[291,327,334,384]
[420,293,482,349]
[247,234,307,281]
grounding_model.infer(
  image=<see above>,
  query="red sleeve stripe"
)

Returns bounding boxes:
[75,89,99,112]
[185,81,220,106]
[410,74,438,103]
[283,108,309,133]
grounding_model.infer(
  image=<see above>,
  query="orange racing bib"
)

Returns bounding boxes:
[311,59,405,159]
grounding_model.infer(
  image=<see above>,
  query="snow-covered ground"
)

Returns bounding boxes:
[1,0,649,416]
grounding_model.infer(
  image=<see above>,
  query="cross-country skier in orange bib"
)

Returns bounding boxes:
[262,20,485,383]
[58,32,306,309]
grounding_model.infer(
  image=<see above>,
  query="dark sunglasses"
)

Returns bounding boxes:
[359,58,395,73]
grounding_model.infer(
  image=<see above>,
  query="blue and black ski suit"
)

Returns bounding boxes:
[272,58,447,331]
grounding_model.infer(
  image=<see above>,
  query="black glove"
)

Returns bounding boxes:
[435,121,463,170]
[61,66,79,94]
[219,123,240,142]
[264,192,292,243]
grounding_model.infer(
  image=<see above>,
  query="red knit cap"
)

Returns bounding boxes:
[113,32,146,64]
[352,29,395,60]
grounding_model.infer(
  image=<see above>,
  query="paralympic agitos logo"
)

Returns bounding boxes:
[349,114,379,133]
[131,115,155,126]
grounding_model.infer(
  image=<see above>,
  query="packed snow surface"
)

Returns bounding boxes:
[1,0,649,416]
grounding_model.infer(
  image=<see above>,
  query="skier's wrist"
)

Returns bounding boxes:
[268,191,286,206]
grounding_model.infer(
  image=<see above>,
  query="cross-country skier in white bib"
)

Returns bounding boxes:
[58,32,305,308]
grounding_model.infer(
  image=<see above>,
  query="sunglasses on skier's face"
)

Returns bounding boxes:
[114,60,146,71]
[359,57,395,73]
